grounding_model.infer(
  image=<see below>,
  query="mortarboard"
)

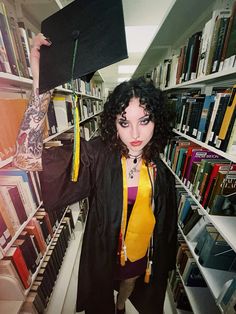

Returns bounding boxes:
[39,0,128,94]
[39,0,128,182]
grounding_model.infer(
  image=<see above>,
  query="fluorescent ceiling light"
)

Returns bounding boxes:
[125,25,158,53]
[118,65,138,74]
[117,77,130,83]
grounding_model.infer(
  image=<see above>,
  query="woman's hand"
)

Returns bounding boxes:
[30,33,52,90]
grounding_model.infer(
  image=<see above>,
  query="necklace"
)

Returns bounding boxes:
[128,153,142,164]
[128,157,142,179]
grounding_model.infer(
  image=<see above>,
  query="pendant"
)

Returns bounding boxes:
[133,158,137,164]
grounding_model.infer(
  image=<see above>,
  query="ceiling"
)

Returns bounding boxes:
[99,0,174,91]
[17,0,174,91]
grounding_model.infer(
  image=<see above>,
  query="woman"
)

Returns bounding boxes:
[14,34,177,314]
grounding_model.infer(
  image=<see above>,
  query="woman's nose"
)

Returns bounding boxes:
[131,125,140,139]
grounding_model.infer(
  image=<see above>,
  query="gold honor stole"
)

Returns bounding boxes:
[120,156,156,265]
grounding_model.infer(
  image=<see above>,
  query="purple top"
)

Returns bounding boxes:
[128,186,138,204]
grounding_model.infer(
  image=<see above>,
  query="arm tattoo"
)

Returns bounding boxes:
[13,88,52,171]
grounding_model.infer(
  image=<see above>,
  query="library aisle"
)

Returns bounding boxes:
[62,231,174,314]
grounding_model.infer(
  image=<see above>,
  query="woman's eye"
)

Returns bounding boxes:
[119,120,129,128]
[140,118,150,125]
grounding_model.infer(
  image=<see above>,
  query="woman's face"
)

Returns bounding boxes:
[116,97,155,155]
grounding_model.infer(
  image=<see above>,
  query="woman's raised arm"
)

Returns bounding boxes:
[13,33,52,171]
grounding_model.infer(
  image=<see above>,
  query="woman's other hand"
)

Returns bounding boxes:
[30,33,52,90]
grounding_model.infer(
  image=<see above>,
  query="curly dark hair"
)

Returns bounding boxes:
[100,77,173,162]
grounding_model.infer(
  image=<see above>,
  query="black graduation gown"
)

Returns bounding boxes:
[39,136,177,314]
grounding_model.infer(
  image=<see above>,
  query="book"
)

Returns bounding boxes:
[204,92,225,144]
[5,246,31,289]
[0,259,25,291]
[185,31,202,81]
[53,95,70,132]
[0,192,16,237]
[183,210,202,237]
[13,237,37,274]
[226,117,236,155]
[194,225,218,255]
[209,192,236,216]
[207,92,230,147]
[0,209,11,249]
[0,29,11,73]
[198,230,236,271]
[204,9,231,76]
[17,21,32,77]
[0,3,19,75]
[0,175,35,216]
[184,150,220,188]
[47,100,58,135]
[3,2,29,78]
[222,1,236,68]
[0,167,39,208]
[0,186,21,229]
[201,163,236,208]
[24,224,47,255]
[206,11,231,75]
[207,170,236,210]
[182,261,207,287]
[186,96,204,138]
[217,86,236,146]
[211,16,230,73]
[197,95,216,142]
[0,98,28,161]
[19,230,42,265]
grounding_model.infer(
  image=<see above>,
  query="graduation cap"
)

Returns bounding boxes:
[39,0,128,94]
[39,0,128,182]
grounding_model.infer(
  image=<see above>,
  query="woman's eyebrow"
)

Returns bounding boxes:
[139,114,149,120]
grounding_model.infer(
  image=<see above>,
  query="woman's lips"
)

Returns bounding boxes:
[130,141,143,147]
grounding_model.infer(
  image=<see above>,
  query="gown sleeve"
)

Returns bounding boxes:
[38,138,98,211]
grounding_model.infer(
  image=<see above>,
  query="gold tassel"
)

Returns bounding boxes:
[144,269,150,284]
[120,250,126,266]
[144,261,152,284]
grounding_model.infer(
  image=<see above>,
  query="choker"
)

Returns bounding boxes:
[128,153,142,164]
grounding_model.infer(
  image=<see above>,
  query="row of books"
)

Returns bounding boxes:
[79,97,103,122]
[151,2,236,88]
[168,269,193,312]
[176,185,202,236]
[45,94,103,138]
[61,78,103,99]
[176,187,236,272]
[0,167,43,254]
[81,116,100,141]
[0,207,75,313]
[0,1,34,78]
[165,138,236,215]
[176,240,206,287]
[173,86,236,155]
[45,115,101,147]
[175,218,236,313]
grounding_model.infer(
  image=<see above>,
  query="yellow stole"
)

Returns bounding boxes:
[120,156,156,264]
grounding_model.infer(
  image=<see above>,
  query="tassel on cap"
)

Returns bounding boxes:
[70,37,80,182]
[71,94,80,181]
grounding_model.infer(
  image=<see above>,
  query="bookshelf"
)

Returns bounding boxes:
[0,2,104,312]
[1,201,43,258]
[135,0,236,312]
[172,129,236,163]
